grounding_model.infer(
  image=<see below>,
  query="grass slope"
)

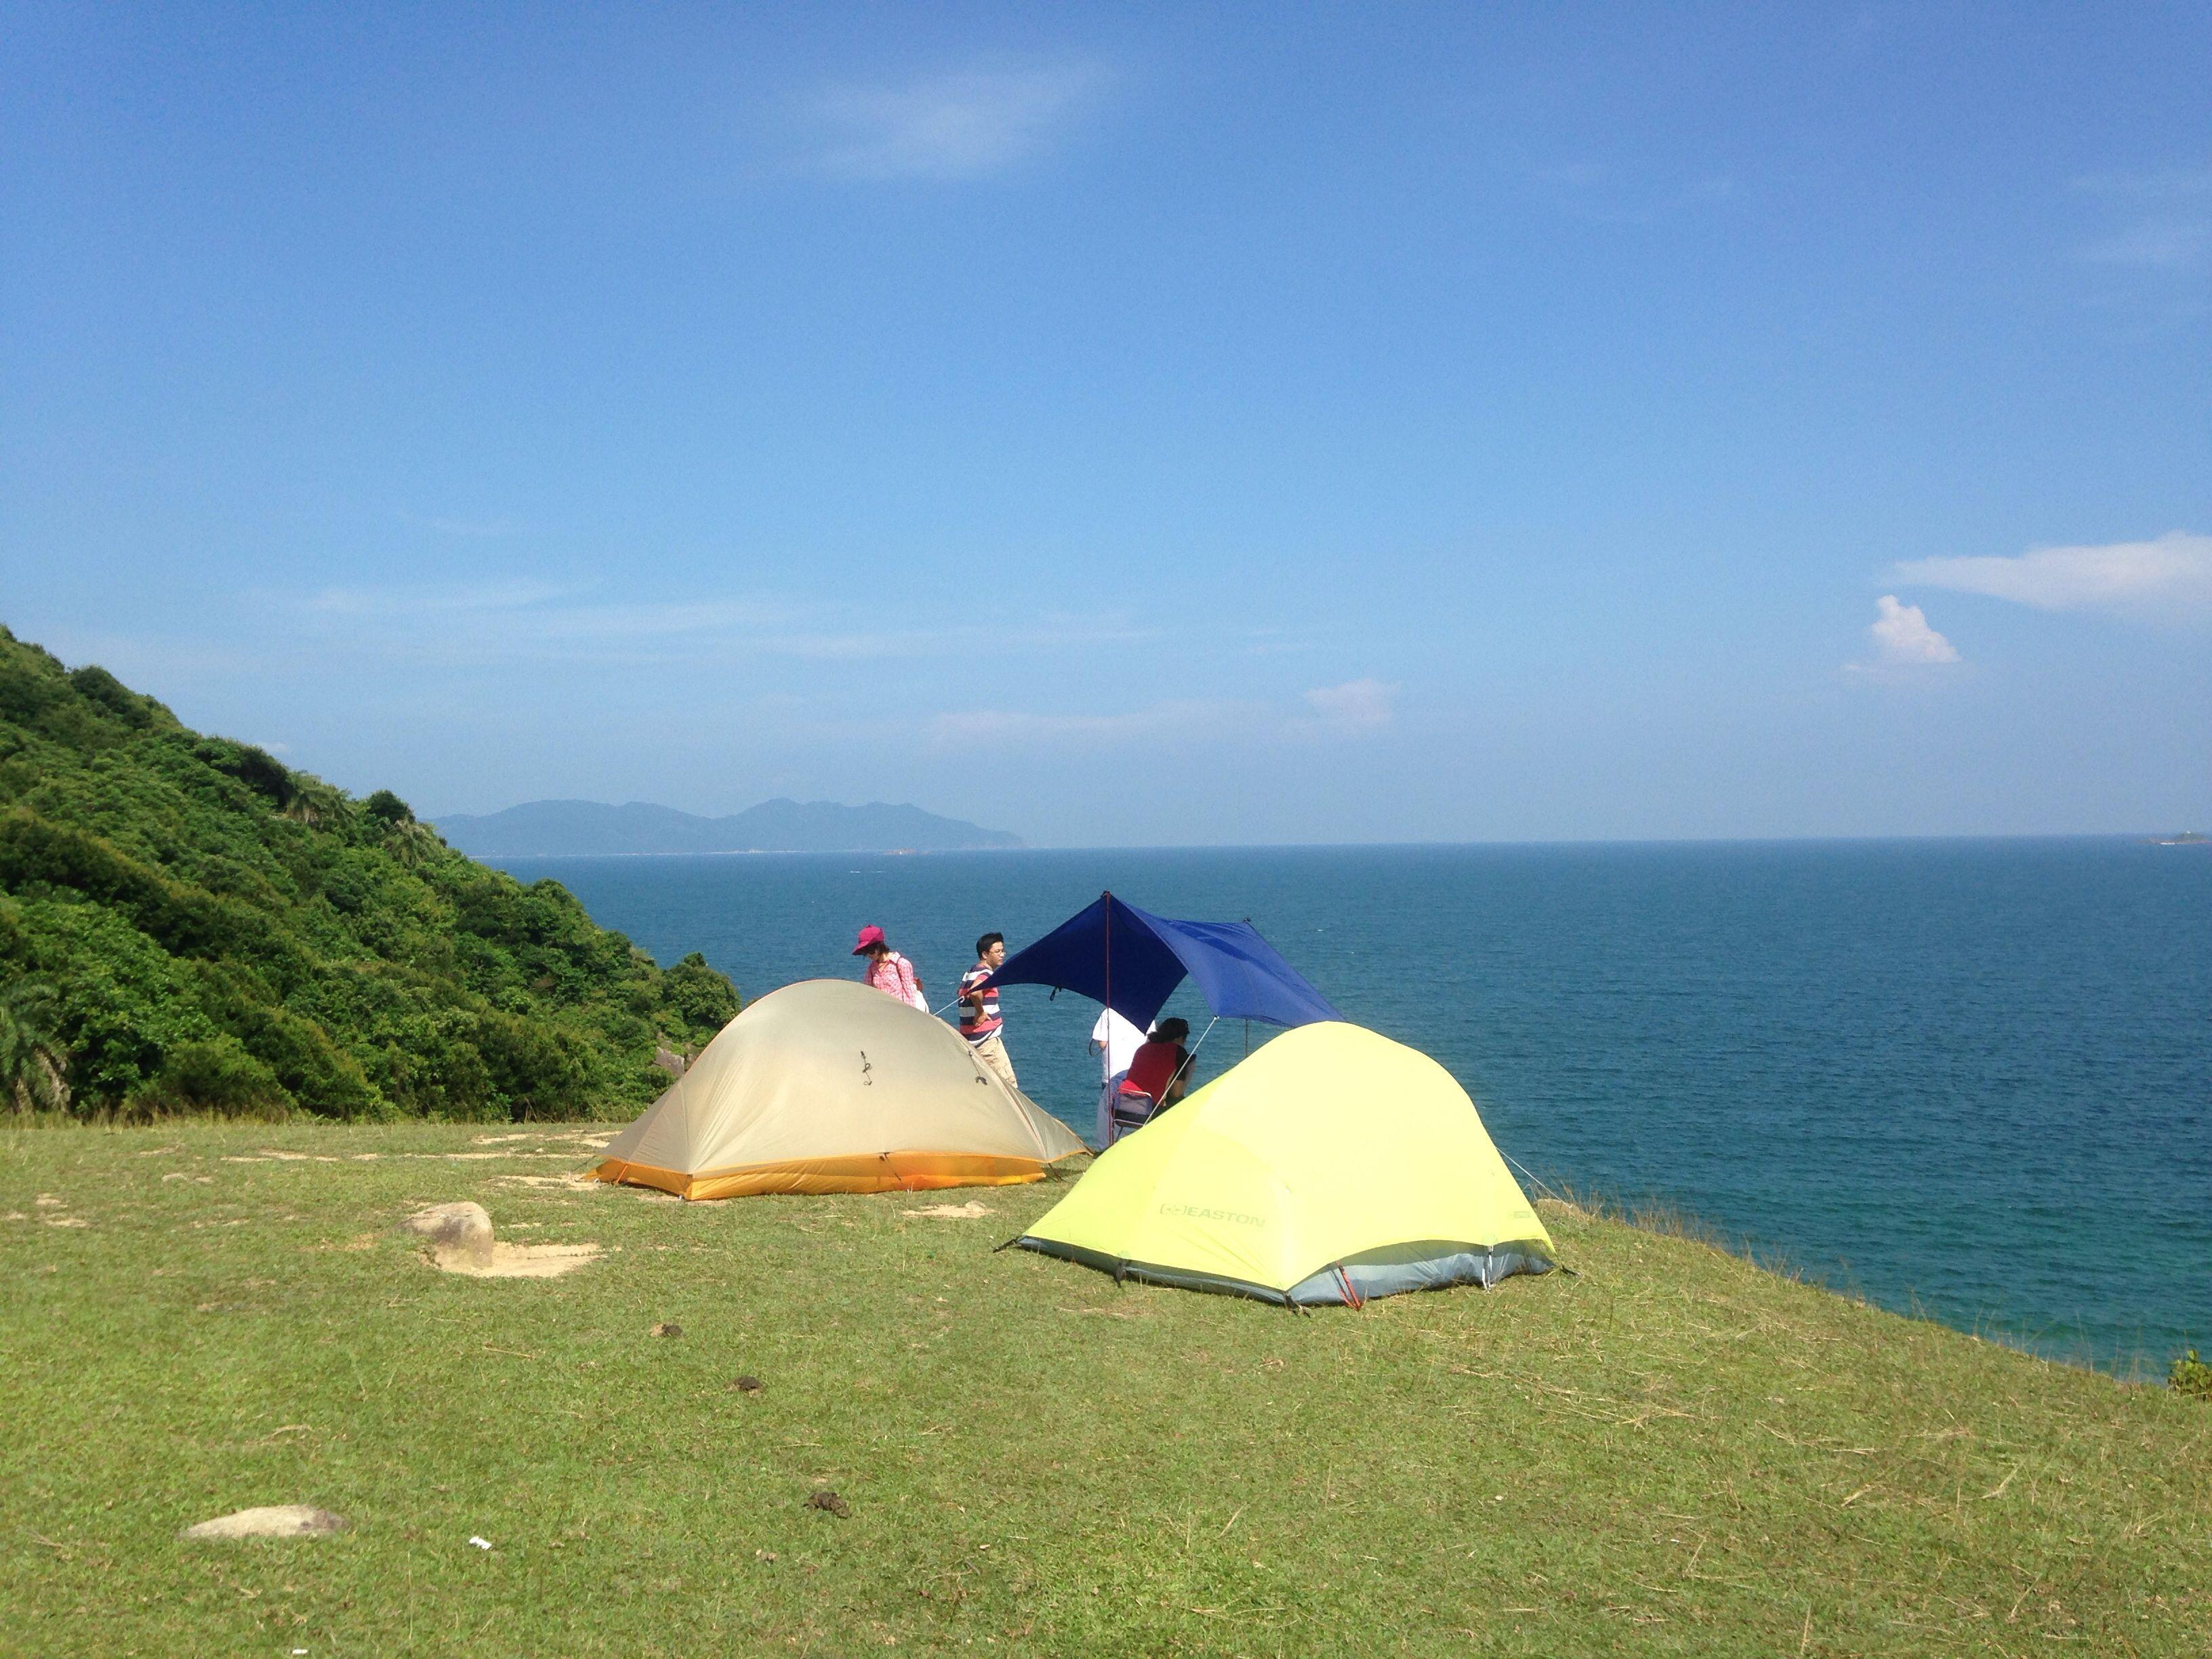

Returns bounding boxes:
[5,1122,2207,1658]
[0,626,737,1119]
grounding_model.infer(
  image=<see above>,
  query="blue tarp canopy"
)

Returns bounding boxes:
[981,892,1343,1033]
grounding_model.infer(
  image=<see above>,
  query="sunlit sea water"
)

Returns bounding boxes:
[492,840,2210,1374]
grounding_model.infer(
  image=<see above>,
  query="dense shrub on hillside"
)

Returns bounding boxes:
[2173,1351,2212,1401]
[0,625,739,1120]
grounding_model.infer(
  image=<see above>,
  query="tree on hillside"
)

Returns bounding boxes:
[0,977,70,1113]
[281,777,354,829]
[382,816,444,866]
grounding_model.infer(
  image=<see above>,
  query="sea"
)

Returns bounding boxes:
[489,839,2211,1376]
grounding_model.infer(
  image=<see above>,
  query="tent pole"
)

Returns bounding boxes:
[1101,893,1114,1149]
[1500,1147,1565,1205]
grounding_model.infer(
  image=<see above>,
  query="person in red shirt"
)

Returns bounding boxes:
[1109,1017,1194,1143]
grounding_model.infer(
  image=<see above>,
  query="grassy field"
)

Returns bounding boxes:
[3,1120,2207,1658]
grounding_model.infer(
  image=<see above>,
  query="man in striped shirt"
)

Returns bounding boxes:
[958,932,1018,1092]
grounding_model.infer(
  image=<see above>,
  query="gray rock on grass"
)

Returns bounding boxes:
[396,1201,495,1270]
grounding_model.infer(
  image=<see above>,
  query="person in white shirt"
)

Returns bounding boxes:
[1088,1008,1146,1148]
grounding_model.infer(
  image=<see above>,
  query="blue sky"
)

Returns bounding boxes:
[4,3,2208,844]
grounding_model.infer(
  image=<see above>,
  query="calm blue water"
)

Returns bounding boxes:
[496,840,2211,1374]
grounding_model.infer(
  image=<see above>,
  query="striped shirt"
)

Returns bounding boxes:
[957,964,1002,1044]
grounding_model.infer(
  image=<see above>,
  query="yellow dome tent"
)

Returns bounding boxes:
[1012,1022,1554,1305]
[592,979,1086,1200]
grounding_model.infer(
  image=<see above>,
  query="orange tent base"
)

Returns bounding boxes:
[593,1151,1057,1201]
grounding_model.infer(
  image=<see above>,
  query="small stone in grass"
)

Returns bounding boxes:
[804,1490,851,1518]
[181,1505,347,1540]
[651,1321,683,1338]
[731,1374,763,1393]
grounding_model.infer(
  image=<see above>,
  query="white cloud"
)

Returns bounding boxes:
[1525,159,1737,226]
[2081,218,2212,270]
[928,680,1400,751]
[927,699,1260,749]
[291,582,795,661]
[397,510,531,539]
[2073,164,2212,200]
[1857,595,1959,670]
[802,64,1104,182]
[303,579,581,617]
[26,628,261,683]
[1300,678,1397,731]
[2074,163,2212,269]
[276,580,1157,666]
[1893,531,2212,615]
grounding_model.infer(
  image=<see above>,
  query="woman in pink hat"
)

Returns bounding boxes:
[853,925,927,1012]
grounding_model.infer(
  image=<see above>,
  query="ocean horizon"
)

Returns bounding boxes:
[451,830,2203,854]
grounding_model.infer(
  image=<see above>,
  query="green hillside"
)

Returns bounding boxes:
[0,626,737,1120]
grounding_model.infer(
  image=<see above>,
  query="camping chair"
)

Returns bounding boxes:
[1106,1081,1158,1145]
[1108,1045,1199,1145]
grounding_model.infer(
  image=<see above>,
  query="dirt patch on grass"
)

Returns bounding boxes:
[544,1130,619,1148]
[276,1150,585,1166]
[903,1201,991,1218]
[443,1242,603,1279]
[398,1200,602,1277]
[493,1172,602,1192]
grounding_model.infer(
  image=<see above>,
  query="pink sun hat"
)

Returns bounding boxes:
[851,924,887,955]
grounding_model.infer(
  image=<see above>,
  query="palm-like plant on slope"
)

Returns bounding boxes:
[0,977,71,1114]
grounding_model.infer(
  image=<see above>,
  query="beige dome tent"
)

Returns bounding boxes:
[591,978,1087,1200]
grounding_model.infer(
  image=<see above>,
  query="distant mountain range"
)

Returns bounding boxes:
[433,798,1024,857]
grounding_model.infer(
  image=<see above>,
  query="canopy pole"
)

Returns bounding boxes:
[1101,890,1113,1029]
[1177,1015,1221,1097]
[1098,893,1116,1155]
[1239,920,1256,1060]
